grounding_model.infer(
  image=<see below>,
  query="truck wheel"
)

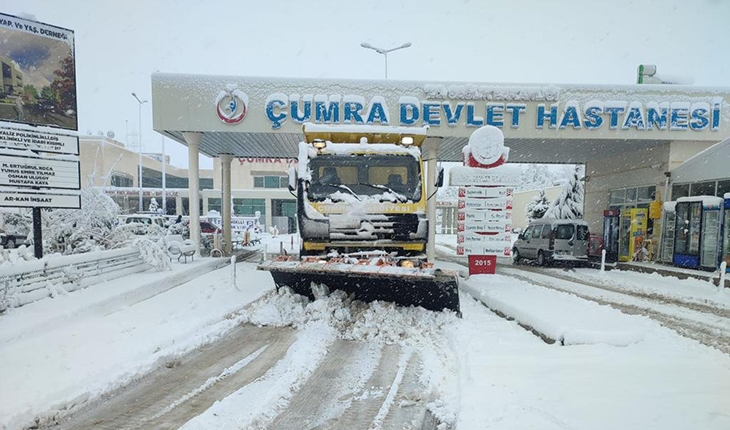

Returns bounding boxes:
[512,248,520,264]
[537,250,545,266]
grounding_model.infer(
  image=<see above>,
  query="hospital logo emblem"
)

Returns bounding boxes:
[215,85,249,124]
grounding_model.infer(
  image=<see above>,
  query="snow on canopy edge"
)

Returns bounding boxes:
[303,123,428,136]
[675,196,723,205]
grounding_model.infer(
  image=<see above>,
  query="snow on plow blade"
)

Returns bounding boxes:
[258,257,460,313]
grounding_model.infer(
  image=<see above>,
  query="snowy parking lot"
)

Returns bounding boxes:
[1,245,729,429]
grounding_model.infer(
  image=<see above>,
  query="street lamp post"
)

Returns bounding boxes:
[360,42,412,79]
[132,92,148,212]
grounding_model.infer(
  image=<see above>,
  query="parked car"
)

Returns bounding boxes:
[200,220,221,234]
[0,229,28,249]
[512,219,590,266]
[123,214,169,236]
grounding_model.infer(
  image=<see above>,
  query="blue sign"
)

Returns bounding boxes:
[264,94,722,132]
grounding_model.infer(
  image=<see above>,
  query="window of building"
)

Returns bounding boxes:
[672,183,690,200]
[608,185,655,210]
[208,198,222,213]
[609,189,625,205]
[689,181,716,197]
[233,198,265,217]
[253,175,287,188]
[717,180,730,197]
[111,172,133,188]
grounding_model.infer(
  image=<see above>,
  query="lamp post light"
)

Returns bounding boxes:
[360,42,412,79]
[131,92,148,212]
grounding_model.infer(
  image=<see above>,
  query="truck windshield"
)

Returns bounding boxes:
[308,154,421,202]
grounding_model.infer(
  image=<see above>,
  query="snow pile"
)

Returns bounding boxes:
[463,274,645,346]
[240,288,458,345]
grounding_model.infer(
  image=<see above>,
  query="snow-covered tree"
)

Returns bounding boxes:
[525,189,550,220]
[437,186,459,201]
[148,197,159,212]
[42,187,127,254]
[543,166,584,219]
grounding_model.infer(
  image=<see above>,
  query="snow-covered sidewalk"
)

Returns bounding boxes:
[0,257,230,344]
[462,273,645,346]
[0,261,274,430]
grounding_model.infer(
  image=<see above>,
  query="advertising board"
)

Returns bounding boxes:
[0,13,77,130]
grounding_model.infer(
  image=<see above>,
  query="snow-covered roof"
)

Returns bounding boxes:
[675,196,723,205]
[671,138,730,184]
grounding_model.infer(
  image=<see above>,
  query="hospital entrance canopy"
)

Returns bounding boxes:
[151,74,730,163]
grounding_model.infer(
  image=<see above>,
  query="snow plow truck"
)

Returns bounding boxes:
[258,123,460,313]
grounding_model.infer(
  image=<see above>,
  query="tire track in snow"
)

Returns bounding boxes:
[501,266,730,354]
[47,325,294,430]
[509,264,730,319]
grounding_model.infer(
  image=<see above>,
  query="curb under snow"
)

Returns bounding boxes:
[461,274,645,347]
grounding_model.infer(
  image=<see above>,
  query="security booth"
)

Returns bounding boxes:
[658,202,676,264]
[618,208,648,262]
[673,196,723,270]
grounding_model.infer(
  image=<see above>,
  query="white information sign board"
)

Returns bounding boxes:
[459,197,513,210]
[459,210,512,222]
[459,187,513,198]
[449,164,521,187]
[0,191,80,209]
[0,126,79,155]
[0,153,80,190]
[457,243,511,256]
[458,220,512,233]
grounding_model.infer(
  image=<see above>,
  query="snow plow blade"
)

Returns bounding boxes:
[258,257,460,314]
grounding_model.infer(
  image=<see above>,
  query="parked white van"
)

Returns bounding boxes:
[512,219,590,266]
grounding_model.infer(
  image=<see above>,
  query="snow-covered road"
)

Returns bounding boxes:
[2,251,730,430]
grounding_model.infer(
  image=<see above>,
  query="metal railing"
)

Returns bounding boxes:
[0,248,148,311]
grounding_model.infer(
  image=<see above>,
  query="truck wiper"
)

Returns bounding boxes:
[319,183,362,201]
[358,183,407,203]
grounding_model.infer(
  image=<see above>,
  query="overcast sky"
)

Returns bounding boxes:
[8,0,730,168]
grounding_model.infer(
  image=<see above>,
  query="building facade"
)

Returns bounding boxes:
[79,135,296,231]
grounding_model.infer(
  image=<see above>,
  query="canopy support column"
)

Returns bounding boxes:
[423,138,441,263]
[220,154,234,256]
[182,132,202,256]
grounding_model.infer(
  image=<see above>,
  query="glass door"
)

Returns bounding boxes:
[674,203,689,255]
[661,212,675,263]
[688,202,702,256]
[700,209,719,269]
[619,213,631,261]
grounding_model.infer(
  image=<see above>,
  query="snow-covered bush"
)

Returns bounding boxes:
[0,210,32,236]
[168,219,190,238]
[42,187,122,254]
[543,166,584,219]
[132,238,171,271]
[525,189,550,220]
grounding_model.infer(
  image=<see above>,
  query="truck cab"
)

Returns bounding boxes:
[294,124,431,256]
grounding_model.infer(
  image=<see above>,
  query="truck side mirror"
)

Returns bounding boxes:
[436,167,444,188]
[288,165,298,194]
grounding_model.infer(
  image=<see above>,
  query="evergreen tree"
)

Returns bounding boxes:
[525,189,550,220]
[543,166,584,219]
